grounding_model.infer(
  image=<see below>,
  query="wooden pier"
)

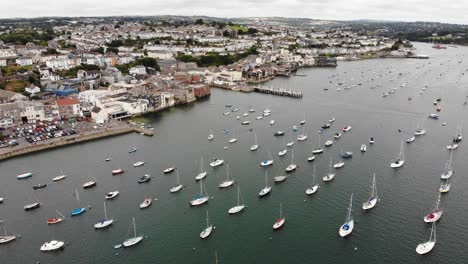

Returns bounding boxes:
[254,86,303,98]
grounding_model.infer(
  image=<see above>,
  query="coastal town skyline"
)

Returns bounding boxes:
[2,0,468,25]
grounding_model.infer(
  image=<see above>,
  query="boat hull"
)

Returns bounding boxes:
[416,241,435,255]
[306,185,319,195]
[228,205,245,214]
[190,197,209,206]
[123,236,143,247]
[200,226,213,239]
[362,198,377,210]
[273,218,286,230]
[339,220,354,237]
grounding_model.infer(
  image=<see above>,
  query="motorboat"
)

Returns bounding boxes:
[112,169,124,175]
[439,182,451,193]
[105,191,119,200]
[292,125,298,131]
[360,144,367,152]
[333,161,344,168]
[324,140,333,147]
[40,240,64,252]
[274,131,285,136]
[341,151,353,159]
[274,175,288,183]
[321,123,331,129]
[256,116,263,120]
[343,126,352,132]
[241,121,250,125]
[138,174,151,183]
[406,136,415,143]
[307,155,316,162]
[228,137,238,144]
[414,129,426,136]
[132,161,145,167]
[24,202,41,211]
[269,120,275,125]
[17,172,33,180]
[71,207,86,216]
[428,113,439,119]
[139,198,152,209]
[369,137,374,144]
[328,117,335,123]
[83,181,96,189]
[210,158,224,167]
[128,148,137,153]
[33,184,47,189]
[334,133,342,139]
[163,167,175,173]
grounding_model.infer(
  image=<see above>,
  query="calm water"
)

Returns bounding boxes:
[2,43,468,264]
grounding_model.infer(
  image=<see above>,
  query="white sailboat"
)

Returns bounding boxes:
[260,151,274,167]
[195,156,208,181]
[339,193,354,237]
[362,173,378,210]
[0,220,16,244]
[323,158,335,182]
[390,141,405,168]
[210,158,224,167]
[305,165,319,195]
[272,203,286,230]
[300,113,306,125]
[190,180,209,206]
[312,133,324,154]
[297,127,308,141]
[286,134,295,147]
[259,170,272,197]
[440,150,454,179]
[278,137,287,156]
[439,180,451,193]
[285,149,297,172]
[170,169,183,193]
[250,133,259,151]
[448,122,463,149]
[416,222,436,255]
[200,210,213,239]
[94,202,114,229]
[333,152,345,168]
[424,193,444,223]
[219,164,235,188]
[122,217,143,247]
[52,169,66,182]
[228,185,246,214]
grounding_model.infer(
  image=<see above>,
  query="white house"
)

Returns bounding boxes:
[129,65,146,75]
[25,84,41,95]
[0,58,6,67]
[15,57,33,66]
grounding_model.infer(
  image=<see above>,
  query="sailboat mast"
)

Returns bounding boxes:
[176,169,179,185]
[103,202,107,219]
[237,186,240,206]
[226,164,230,181]
[206,210,209,227]
[133,217,136,238]
[312,165,316,185]
[200,156,204,172]
[347,193,353,221]
[279,203,282,218]
[265,170,268,187]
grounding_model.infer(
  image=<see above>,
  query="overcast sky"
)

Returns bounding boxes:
[1,0,467,24]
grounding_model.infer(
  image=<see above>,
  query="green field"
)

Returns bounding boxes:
[229,25,248,33]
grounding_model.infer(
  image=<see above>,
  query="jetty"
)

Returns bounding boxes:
[254,86,303,98]
[0,126,153,161]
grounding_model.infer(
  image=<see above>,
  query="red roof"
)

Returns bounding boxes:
[56,98,79,106]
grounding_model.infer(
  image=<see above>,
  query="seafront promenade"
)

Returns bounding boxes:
[0,125,152,161]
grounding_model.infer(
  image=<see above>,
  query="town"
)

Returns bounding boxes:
[0,16,415,154]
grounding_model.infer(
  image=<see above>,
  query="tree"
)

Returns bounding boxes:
[114,24,121,29]
[42,48,59,55]
[195,19,204,25]
[247,28,258,35]
[223,30,231,37]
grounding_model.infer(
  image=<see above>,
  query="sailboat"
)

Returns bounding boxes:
[228,130,238,144]
[259,170,272,197]
[219,164,235,188]
[362,174,378,210]
[105,191,119,200]
[285,149,297,172]
[300,113,306,125]
[406,135,415,143]
[414,120,426,136]
[139,198,152,209]
[339,193,354,237]
[52,169,66,182]
[312,133,324,154]
[200,210,214,239]
[228,185,246,214]
[122,217,144,247]
[71,189,86,216]
[210,157,224,167]
[132,161,145,167]
[424,194,444,223]
[334,152,345,168]
[83,168,97,188]
[323,158,335,182]
[260,151,274,166]
[278,137,287,156]
[305,165,319,195]
[286,134,295,147]
[440,150,454,179]
[416,222,436,255]
[390,141,405,168]
[196,156,208,180]
[439,180,451,193]
[94,202,114,229]
[47,210,65,225]
[250,133,259,151]
[297,127,308,141]
[17,172,33,180]
[190,180,209,206]
[208,129,214,141]
[272,203,286,230]
[0,220,16,244]
[170,169,183,193]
